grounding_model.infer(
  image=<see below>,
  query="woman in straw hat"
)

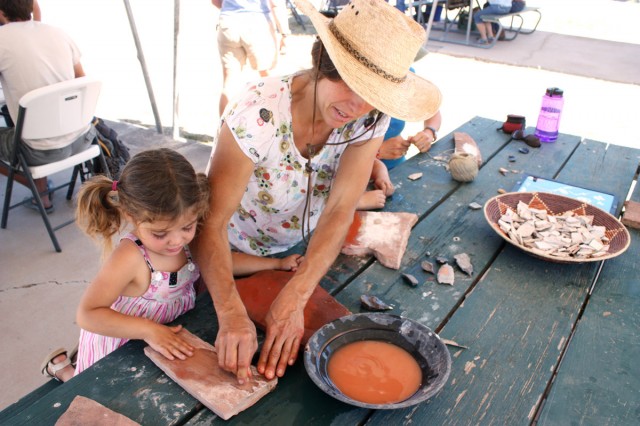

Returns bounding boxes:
[195,0,442,384]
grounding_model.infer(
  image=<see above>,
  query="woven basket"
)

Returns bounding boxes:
[483,192,631,263]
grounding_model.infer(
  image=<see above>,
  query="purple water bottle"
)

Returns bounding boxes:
[535,88,564,142]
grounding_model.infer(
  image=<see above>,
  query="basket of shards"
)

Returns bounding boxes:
[484,192,631,263]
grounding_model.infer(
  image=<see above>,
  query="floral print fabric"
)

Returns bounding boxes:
[219,74,389,255]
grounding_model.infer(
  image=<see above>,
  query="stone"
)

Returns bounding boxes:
[341,211,419,269]
[55,395,139,425]
[235,270,351,345]
[145,328,277,421]
[622,200,640,229]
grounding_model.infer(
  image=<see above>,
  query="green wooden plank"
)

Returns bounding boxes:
[537,227,640,425]
[370,248,600,425]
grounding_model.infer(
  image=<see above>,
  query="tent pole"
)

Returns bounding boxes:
[172,0,181,140]
[123,0,163,134]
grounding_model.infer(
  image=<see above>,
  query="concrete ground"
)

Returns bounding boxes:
[1,0,639,411]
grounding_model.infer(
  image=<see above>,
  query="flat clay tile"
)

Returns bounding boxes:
[144,328,277,420]
[235,270,351,345]
[342,211,419,269]
[55,395,139,425]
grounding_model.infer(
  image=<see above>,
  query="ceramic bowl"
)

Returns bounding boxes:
[304,313,451,409]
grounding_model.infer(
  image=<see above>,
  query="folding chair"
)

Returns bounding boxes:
[1,76,109,252]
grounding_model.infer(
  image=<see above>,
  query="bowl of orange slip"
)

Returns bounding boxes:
[484,191,631,263]
[304,313,451,409]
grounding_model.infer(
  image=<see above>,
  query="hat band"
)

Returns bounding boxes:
[329,21,406,84]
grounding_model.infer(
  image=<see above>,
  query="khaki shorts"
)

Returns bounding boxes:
[217,13,277,74]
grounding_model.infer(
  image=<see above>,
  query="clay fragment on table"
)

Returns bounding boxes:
[454,253,473,276]
[421,260,435,274]
[341,211,419,270]
[468,202,482,210]
[360,294,393,311]
[402,273,419,287]
[235,270,351,345]
[145,328,277,421]
[408,172,423,181]
[453,132,482,166]
[55,395,140,425]
[437,264,455,285]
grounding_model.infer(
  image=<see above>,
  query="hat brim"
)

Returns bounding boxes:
[296,0,442,122]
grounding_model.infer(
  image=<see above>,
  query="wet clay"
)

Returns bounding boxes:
[327,340,421,405]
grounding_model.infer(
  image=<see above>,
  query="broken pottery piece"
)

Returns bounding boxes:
[454,253,473,276]
[436,264,455,285]
[436,256,448,264]
[408,172,423,181]
[145,329,277,421]
[519,147,530,154]
[341,211,419,269]
[499,167,509,176]
[235,270,351,345]
[453,132,483,166]
[402,273,419,287]
[468,202,482,210]
[360,294,393,311]
[55,396,139,426]
[421,260,435,274]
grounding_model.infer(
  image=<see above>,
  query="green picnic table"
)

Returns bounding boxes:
[2,116,639,425]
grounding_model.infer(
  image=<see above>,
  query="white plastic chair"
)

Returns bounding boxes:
[1,76,108,252]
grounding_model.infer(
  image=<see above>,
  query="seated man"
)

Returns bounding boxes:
[0,0,93,213]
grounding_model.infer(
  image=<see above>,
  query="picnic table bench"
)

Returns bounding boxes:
[2,116,639,425]
[480,5,542,45]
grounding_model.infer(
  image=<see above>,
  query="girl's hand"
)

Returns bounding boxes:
[144,324,195,361]
[279,254,304,272]
[373,175,395,196]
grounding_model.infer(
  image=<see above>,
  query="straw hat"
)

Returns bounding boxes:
[294,0,442,122]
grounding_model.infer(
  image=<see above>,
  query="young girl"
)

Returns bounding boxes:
[41,148,302,382]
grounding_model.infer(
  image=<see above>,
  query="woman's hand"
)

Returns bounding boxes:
[258,288,305,380]
[214,309,258,384]
[144,324,194,361]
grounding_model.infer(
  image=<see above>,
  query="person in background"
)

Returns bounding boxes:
[40,148,301,382]
[195,0,441,384]
[0,0,90,214]
[212,0,291,116]
[473,0,512,44]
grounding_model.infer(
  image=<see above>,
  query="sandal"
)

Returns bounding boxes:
[23,197,55,214]
[40,346,76,382]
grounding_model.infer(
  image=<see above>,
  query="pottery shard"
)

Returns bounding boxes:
[55,396,140,426]
[341,211,419,269]
[235,270,351,345]
[145,328,277,421]
[453,132,482,166]
[437,264,455,285]
[454,253,473,276]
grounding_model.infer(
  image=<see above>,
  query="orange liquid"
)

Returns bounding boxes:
[327,340,422,405]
